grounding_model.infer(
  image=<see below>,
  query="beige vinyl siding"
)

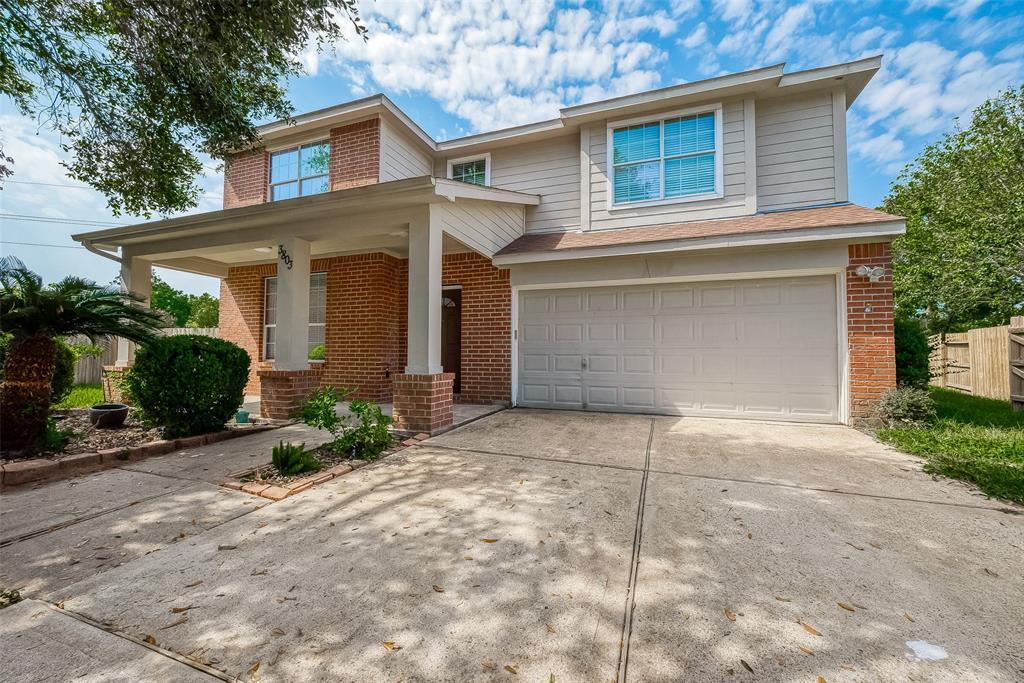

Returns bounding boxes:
[488,134,581,233]
[588,99,748,231]
[756,91,837,210]
[431,200,525,257]
[379,119,432,182]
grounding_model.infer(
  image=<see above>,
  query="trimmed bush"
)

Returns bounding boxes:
[50,339,76,405]
[127,335,250,438]
[876,386,937,428]
[894,316,932,389]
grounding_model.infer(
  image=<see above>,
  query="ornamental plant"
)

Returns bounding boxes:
[126,335,250,438]
[294,386,392,460]
[271,441,320,476]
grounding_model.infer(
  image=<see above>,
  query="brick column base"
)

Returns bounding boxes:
[392,373,455,433]
[258,368,323,420]
[102,366,132,405]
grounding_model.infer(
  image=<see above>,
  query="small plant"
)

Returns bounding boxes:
[331,399,393,460]
[271,441,321,476]
[42,417,74,451]
[876,386,937,429]
[293,385,353,438]
[308,343,326,361]
[0,588,22,609]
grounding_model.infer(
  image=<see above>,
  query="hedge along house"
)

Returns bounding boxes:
[73,56,904,434]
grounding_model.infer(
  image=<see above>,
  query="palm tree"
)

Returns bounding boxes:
[0,257,164,453]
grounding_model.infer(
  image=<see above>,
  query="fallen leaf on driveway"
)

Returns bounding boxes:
[217,545,237,551]
[903,612,915,622]
[170,606,198,614]
[798,646,814,655]
[504,665,518,674]
[837,602,856,612]
[774,596,792,602]
[817,677,827,683]
[382,641,402,651]
[798,621,822,636]
[740,659,753,673]
[432,585,445,593]
[545,623,556,634]
[724,609,737,622]
[248,661,261,682]
[481,538,498,543]
[984,568,999,577]
[845,542,864,551]
[271,628,285,636]
[143,635,157,645]
[184,580,203,588]
[482,661,497,671]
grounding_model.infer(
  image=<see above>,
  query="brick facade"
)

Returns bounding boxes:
[223,150,268,209]
[392,373,455,432]
[329,118,380,190]
[258,368,323,420]
[847,242,897,421]
[222,117,381,210]
[218,251,512,406]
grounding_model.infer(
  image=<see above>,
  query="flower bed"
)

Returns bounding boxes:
[222,433,430,501]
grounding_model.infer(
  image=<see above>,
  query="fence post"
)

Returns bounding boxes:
[1011,316,1024,412]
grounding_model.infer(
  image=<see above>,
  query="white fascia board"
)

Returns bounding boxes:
[436,119,566,153]
[492,221,906,265]
[559,64,785,120]
[778,55,882,88]
[432,177,540,205]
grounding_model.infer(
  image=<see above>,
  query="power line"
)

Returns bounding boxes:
[3,179,92,190]
[0,212,132,227]
[1,240,87,249]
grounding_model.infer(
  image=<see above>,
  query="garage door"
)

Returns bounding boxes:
[516,275,839,422]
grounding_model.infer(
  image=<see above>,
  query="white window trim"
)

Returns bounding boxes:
[605,103,724,212]
[263,272,328,362]
[446,152,491,186]
[268,140,330,201]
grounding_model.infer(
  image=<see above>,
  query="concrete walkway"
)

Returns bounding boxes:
[1,411,1022,681]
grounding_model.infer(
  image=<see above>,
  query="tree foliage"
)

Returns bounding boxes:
[186,292,220,327]
[0,0,366,215]
[150,274,219,327]
[882,85,1024,332]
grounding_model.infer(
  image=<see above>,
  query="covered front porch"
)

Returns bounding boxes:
[74,176,538,433]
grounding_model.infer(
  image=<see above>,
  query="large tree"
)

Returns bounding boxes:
[883,85,1024,332]
[0,0,365,215]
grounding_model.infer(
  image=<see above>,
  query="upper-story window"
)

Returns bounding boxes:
[608,106,722,207]
[447,153,490,186]
[269,141,330,201]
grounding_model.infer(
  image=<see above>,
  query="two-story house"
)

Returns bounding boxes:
[73,55,903,434]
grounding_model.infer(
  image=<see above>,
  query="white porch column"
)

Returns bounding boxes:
[405,210,443,374]
[273,236,311,371]
[115,256,152,367]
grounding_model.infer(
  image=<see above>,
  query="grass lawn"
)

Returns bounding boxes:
[878,387,1024,505]
[52,383,104,410]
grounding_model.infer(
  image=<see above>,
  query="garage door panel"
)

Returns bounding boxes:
[518,275,839,423]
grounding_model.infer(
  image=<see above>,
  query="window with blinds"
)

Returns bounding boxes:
[610,109,719,206]
[263,272,327,361]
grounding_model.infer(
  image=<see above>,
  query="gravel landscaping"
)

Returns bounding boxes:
[47,411,161,455]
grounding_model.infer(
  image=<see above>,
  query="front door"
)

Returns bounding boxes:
[442,288,462,395]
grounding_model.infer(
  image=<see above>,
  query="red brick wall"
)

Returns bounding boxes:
[222,116,381,209]
[441,252,512,403]
[847,242,897,421]
[223,150,268,208]
[392,373,455,432]
[329,118,380,190]
[218,250,512,405]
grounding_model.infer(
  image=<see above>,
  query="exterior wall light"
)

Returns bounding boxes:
[855,265,885,282]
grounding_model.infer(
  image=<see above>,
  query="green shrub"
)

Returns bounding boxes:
[50,339,76,405]
[308,343,326,361]
[331,399,393,460]
[126,335,250,438]
[271,441,321,476]
[43,417,74,451]
[293,385,352,438]
[876,386,937,428]
[895,316,932,389]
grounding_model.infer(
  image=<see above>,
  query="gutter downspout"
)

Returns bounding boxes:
[82,241,121,264]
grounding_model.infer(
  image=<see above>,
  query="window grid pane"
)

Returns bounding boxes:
[612,111,716,205]
[451,159,486,185]
[270,141,330,201]
[264,274,326,361]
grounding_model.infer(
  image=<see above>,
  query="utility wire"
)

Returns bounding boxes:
[0,212,131,227]
[1,240,87,249]
[3,179,92,190]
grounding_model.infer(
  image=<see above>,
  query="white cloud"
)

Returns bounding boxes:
[325,0,677,132]
[680,21,709,49]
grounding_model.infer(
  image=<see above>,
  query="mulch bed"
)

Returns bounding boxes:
[238,444,379,488]
[48,411,162,456]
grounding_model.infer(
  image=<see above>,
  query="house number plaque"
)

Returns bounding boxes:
[278,245,293,270]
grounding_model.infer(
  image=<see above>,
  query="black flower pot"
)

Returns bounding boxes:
[89,403,130,429]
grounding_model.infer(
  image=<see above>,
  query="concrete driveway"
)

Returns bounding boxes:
[2,410,1022,682]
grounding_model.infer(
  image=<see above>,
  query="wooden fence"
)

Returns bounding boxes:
[1011,316,1024,411]
[69,328,218,384]
[930,323,1012,401]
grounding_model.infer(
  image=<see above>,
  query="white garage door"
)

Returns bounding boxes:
[516,275,839,422]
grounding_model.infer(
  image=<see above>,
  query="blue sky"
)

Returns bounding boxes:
[1,0,1021,296]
